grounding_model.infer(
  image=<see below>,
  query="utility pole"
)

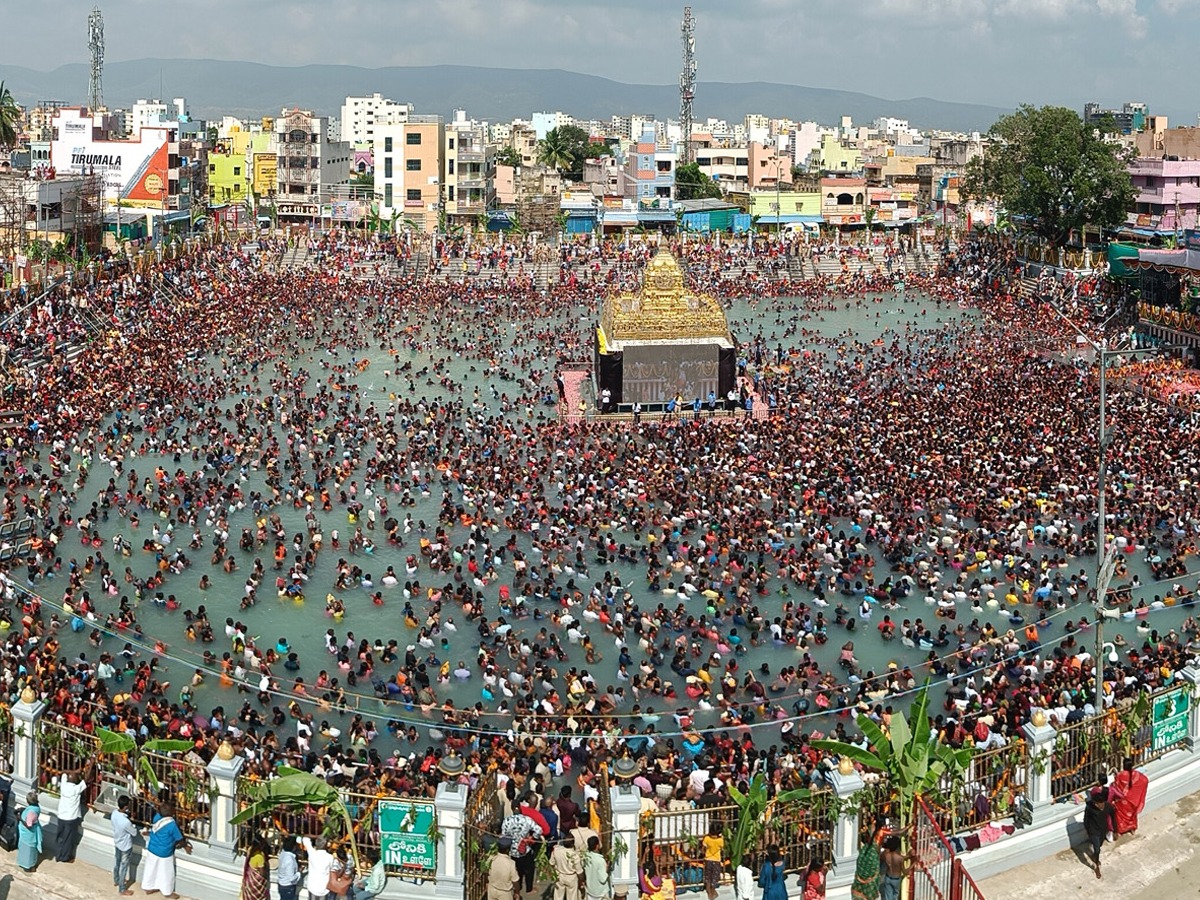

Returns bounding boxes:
[1042,303,1172,716]
[679,8,696,165]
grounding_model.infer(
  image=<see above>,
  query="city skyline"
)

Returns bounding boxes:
[1,0,1196,123]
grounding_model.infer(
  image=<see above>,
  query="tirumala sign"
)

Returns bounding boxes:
[51,110,172,203]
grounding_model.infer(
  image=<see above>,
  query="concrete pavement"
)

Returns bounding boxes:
[0,853,200,900]
[977,791,1200,899]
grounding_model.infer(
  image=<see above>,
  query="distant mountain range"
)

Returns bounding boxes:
[0,58,1008,133]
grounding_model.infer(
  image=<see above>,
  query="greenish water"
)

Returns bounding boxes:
[33,288,1184,755]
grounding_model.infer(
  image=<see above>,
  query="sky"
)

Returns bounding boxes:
[5,0,1198,122]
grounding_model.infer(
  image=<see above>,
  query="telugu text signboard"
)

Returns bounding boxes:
[379,800,436,872]
[1152,687,1189,752]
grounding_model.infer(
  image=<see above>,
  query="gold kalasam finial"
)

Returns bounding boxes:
[600,250,731,343]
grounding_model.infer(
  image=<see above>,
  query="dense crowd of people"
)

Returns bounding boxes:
[0,228,1194,895]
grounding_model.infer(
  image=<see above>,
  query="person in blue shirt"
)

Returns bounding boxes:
[141,801,192,897]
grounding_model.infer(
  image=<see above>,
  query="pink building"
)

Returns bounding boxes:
[748,142,789,190]
[1126,157,1200,234]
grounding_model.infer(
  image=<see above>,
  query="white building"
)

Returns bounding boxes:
[789,122,835,169]
[130,99,171,136]
[340,94,413,147]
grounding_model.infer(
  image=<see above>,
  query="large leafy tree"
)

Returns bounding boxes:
[962,104,1134,245]
[675,161,723,200]
[0,81,21,148]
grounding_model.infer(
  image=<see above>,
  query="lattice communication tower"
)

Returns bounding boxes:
[679,7,696,165]
[88,7,105,112]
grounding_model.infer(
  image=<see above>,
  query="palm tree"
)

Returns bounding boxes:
[537,128,574,173]
[0,81,20,148]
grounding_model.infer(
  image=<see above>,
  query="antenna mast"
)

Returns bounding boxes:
[680,7,696,164]
[88,7,105,112]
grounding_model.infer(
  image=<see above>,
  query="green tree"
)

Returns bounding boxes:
[962,104,1134,246]
[812,683,971,838]
[537,128,574,174]
[495,146,522,168]
[538,125,595,180]
[675,161,722,200]
[0,81,20,148]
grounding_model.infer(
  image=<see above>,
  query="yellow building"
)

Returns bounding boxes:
[249,132,277,198]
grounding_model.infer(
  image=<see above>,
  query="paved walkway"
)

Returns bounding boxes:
[0,854,200,900]
[977,792,1200,899]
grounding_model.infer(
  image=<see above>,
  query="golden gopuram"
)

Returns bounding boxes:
[594,249,737,410]
[599,249,733,344]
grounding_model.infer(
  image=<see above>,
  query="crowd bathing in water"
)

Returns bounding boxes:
[0,228,1197,896]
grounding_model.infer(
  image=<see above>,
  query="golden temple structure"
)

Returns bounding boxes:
[599,249,732,345]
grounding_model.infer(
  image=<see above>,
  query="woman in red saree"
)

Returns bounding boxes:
[1110,758,1149,835]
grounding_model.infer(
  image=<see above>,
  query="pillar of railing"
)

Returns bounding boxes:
[1022,714,1057,808]
[206,744,244,862]
[608,781,642,896]
[829,764,865,876]
[432,780,467,899]
[10,689,45,806]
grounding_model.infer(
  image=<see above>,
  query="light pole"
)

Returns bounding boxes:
[1043,302,1173,712]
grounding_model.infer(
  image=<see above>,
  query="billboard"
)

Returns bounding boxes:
[52,112,172,203]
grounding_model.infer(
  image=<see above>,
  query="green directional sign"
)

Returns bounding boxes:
[379,800,437,871]
[1152,687,1190,752]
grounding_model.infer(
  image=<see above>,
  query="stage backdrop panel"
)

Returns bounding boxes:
[621,344,721,405]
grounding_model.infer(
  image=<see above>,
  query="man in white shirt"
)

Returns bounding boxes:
[302,835,334,900]
[55,761,93,863]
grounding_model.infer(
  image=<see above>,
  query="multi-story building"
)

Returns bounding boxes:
[130,99,171,136]
[624,127,675,202]
[339,94,412,147]
[272,108,351,222]
[208,128,250,207]
[372,116,444,232]
[508,123,539,168]
[748,142,789,190]
[695,140,747,191]
[1125,156,1200,234]
[1084,101,1148,135]
[443,113,493,226]
[248,131,278,206]
[28,101,68,142]
[821,176,867,226]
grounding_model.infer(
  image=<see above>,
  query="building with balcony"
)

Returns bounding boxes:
[443,113,494,226]
[272,108,351,222]
[1121,156,1200,237]
[372,116,445,233]
[695,143,748,192]
[821,176,867,226]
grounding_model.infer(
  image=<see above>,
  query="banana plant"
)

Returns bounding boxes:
[724,773,815,870]
[811,682,972,838]
[229,772,361,870]
[96,727,195,793]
